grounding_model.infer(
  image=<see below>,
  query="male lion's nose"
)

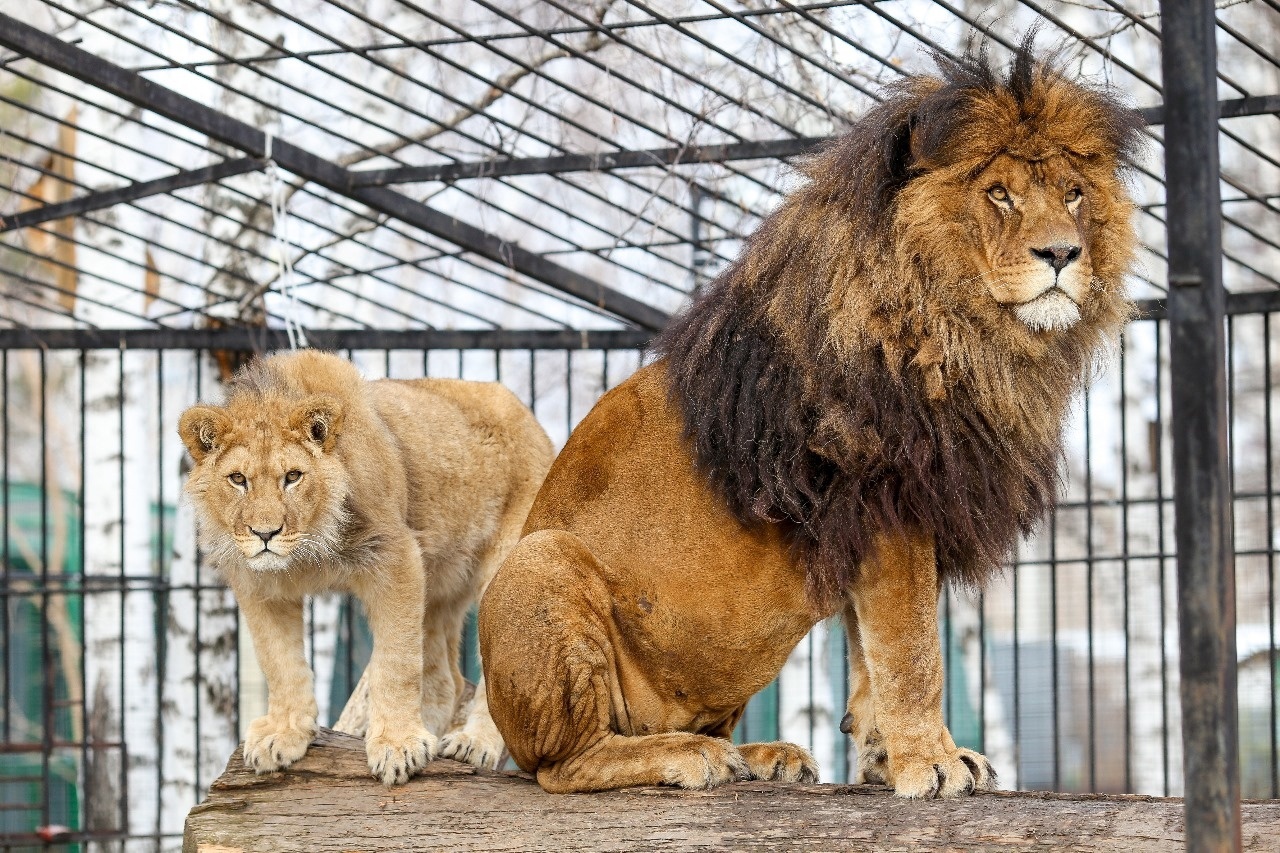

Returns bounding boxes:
[1031,243,1082,273]
[250,525,283,545]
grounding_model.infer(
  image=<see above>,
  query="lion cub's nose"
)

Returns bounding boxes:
[250,525,283,545]
[1031,243,1082,273]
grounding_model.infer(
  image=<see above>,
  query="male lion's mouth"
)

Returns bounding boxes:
[1012,288,1080,332]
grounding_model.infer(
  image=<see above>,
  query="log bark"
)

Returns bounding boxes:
[185,728,1280,852]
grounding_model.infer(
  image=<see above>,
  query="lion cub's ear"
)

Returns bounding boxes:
[290,395,344,452]
[178,406,233,462]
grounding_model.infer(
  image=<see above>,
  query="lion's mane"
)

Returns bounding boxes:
[658,41,1145,605]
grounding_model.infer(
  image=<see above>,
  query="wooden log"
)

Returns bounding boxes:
[185,729,1280,852]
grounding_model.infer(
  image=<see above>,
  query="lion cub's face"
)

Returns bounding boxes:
[968,153,1095,333]
[178,396,348,573]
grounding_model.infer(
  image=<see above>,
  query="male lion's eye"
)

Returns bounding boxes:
[987,185,1009,202]
[1065,188,1083,203]
[285,470,302,484]
[228,472,246,486]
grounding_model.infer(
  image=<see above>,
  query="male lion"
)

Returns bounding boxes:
[480,43,1142,797]
[179,350,552,785]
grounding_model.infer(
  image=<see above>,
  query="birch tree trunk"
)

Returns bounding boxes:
[158,353,240,850]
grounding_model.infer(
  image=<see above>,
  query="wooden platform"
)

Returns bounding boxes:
[184,728,1280,852]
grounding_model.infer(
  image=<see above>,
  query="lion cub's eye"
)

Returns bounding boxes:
[1064,187,1083,204]
[228,472,247,487]
[284,470,303,484]
[987,185,1010,203]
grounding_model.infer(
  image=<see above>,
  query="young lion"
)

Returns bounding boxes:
[179,350,552,785]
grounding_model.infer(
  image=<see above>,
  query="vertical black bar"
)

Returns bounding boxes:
[1050,513,1060,791]
[1266,314,1277,799]
[1160,1,1241,848]
[155,349,165,841]
[117,348,128,836]
[528,350,536,415]
[1156,325,1171,797]
[1,349,9,746]
[690,185,707,294]
[1012,559,1021,786]
[1119,335,1133,793]
[77,350,88,836]
[39,350,50,833]
[1085,383,1096,792]
[194,352,204,797]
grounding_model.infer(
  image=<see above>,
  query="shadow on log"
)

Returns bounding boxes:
[185,728,1280,852]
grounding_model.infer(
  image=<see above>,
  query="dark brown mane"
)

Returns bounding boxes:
[656,38,1144,606]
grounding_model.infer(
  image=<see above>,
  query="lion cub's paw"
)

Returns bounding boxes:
[891,747,998,799]
[243,714,316,774]
[661,738,751,789]
[366,726,437,786]
[737,741,820,783]
[438,728,505,770]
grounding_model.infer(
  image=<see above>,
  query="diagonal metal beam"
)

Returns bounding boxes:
[0,157,263,232]
[1138,93,1280,126]
[0,13,670,332]
[346,93,1280,187]
[352,137,836,186]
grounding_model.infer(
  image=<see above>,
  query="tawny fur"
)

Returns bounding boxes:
[179,350,552,785]
[480,41,1141,798]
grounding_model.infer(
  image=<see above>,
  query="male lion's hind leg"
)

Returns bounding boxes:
[850,533,997,799]
[480,528,751,793]
[839,606,888,785]
[537,732,750,793]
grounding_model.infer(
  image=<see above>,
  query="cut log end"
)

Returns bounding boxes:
[185,728,1279,852]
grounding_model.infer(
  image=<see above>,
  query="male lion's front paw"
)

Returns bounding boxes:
[661,738,751,789]
[438,728,505,770]
[737,741,820,783]
[366,726,437,786]
[243,714,316,774]
[891,747,998,798]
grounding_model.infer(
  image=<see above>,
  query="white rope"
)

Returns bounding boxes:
[264,130,306,349]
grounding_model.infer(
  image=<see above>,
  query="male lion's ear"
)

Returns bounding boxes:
[290,395,344,452]
[178,406,232,462]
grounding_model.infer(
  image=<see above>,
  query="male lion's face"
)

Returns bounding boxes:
[179,397,347,573]
[967,153,1095,333]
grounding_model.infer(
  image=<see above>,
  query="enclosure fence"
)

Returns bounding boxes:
[0,299,1278,848]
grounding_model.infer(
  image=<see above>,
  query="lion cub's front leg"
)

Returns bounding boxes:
[235,593,318,774]
[356,540,436,785]
[849,533,997,798]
